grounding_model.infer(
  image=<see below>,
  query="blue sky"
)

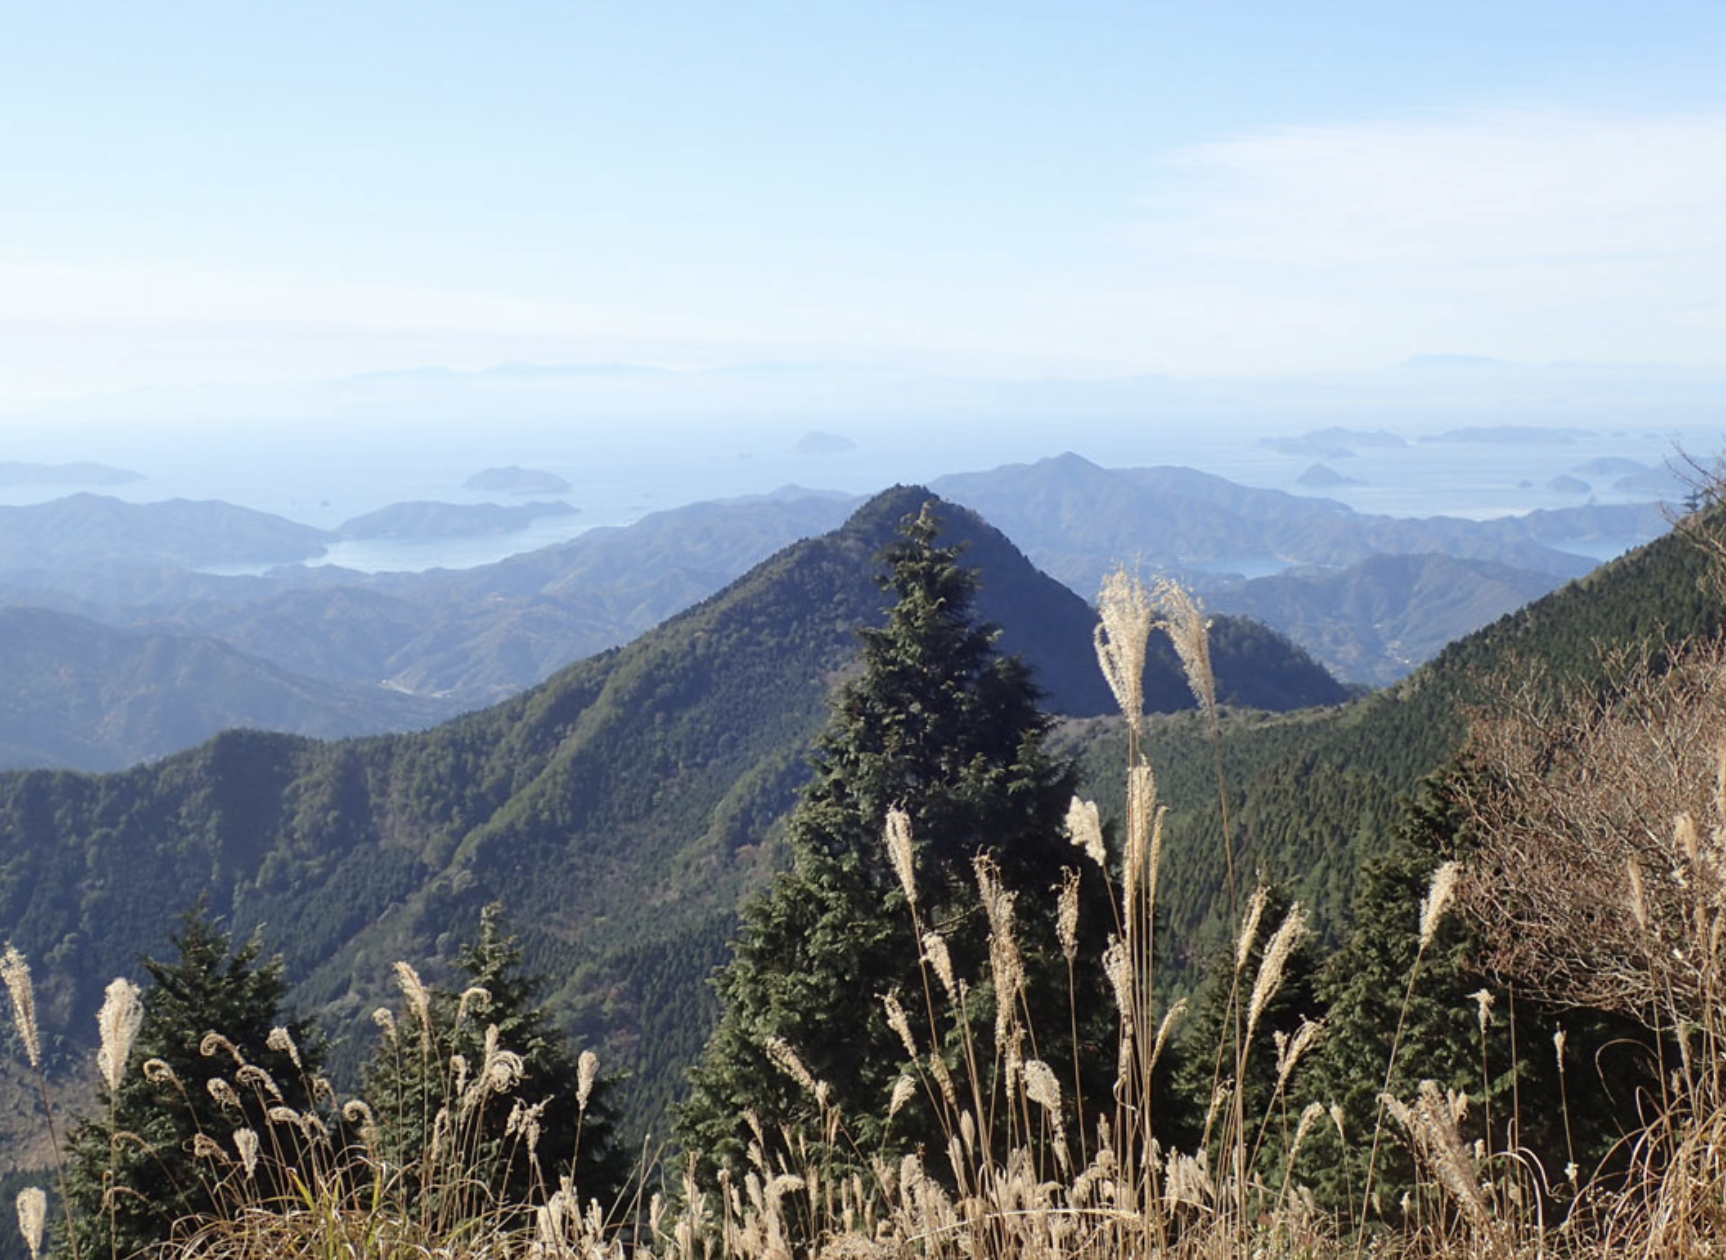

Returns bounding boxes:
[3,1,1724,407]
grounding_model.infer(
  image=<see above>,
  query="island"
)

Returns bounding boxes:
[792,431,857,455]
[1259,427,1405,459]
[463,465,572,495]
[1296,462,1365,488]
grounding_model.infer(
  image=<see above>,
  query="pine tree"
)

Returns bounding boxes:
[679,503,1103,1175]
[361,903,627,1211]
[59,908,323,1260]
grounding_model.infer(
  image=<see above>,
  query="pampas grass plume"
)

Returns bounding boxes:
[884,807,917,906]
[1418,860,1461,949]
[97,977,143,1092]
[577,1048,600,1112]
[14,1187,43,1260]
[0,946,39,1070]
[1247,903,1307,1042]
[1094,567,1156,731]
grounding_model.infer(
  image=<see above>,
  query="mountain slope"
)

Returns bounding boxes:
[0,488,1341,1130]
[1206,553,1567,685]
[1065,508,1723,973]
[0,607,452,770]
[0,494,333,568]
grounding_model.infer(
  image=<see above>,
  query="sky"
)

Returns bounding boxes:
[3,1,1725,412]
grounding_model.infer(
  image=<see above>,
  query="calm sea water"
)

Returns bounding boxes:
[0,412,1707,574]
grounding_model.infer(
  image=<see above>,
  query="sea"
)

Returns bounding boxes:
[0,411,1711,576]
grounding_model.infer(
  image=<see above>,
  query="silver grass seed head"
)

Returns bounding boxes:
[142,1058,178,1087]
[765,1036,819,1096]
[921,931,956,1003]
[232,1128,260,1178]
[207,1077,239,1109]
[577,1048,600,1112]
[1247,902,1308,1043]
[1023,1058,1062,1117]
[881,991,917,1060]
[1151,999,1187,1070]
[1102,938,1132,1019]
[887,1073,916,1120]
[1235,887,1270,974]
[1094,567,1156,732]
[96,977,143,1093]
[1679,812,1702,868]
[14,1188,44,1260]
[1153,580,1216,716]
[1056,868,1081,963]
[1467,988,1496,1035]
[0,947,39,1071]
[265,1025,301,1071]
[200,1032,244,1065]
[1419,860,1462,950]
[393,961,433,1048]
[1065,796,1106,869]
[884,808,917,906]
[1628,856,1651,932]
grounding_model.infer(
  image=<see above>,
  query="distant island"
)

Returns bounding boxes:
[1259,427,1406,459]
[1546,475,1591,495]
[0,460,143,488]
[464,465,572,494]
[337,500,581,542]
[1419,425,1593,445]
[1296,462,1365,488]
[1573,456,1648,476]
[792,430,857,455]
[1614,466,1689,496]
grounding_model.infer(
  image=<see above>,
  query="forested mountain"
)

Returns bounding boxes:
[0,608,449,770]
[1064,505,1721,978]
[1205,552,1567,685]
[0,487,1341,1140]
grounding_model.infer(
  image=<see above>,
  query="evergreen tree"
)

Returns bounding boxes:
[1295,770,1651,1219]
[60,908,324,1260]
[361,904,627,1210]
[679,504,1105,1175]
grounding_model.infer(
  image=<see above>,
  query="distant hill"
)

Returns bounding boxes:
[930,453,1659,596]
[0,463,1657,738]
[0,607,451,771]
[1205,553,1566,685]
[335,500,579,541]
[464,466,571,494]
[0,461,142,488]
[0,494,332,569]
[0,488,1342,1138]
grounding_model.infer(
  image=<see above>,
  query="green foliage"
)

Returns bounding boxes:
[59,907,324,1260]
[361,904,628,1210]
[1294,771,1652,1217]
[679,504,1105,1173]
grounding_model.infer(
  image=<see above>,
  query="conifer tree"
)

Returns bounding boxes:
[60,908,323,1260]
[679,503,1102,1174]
[361,904,627,1210]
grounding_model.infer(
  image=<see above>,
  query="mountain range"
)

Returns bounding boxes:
[0,456,1669,771]
[0,475,1710,1154]
[0,488,1341,1134]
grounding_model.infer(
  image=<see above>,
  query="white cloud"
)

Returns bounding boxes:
[1110,106,1726,370]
